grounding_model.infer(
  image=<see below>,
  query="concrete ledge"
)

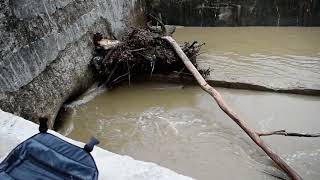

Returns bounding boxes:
[0,109,193,180]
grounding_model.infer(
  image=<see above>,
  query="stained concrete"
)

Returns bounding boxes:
[0,0,145,127]
[147,0,320,26]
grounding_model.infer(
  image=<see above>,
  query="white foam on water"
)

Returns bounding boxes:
[65,84,107,108]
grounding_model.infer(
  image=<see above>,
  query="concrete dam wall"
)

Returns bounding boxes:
[147,0,320,26]
[0,0,145,127]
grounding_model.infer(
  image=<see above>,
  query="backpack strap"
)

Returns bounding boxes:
[38,118,48,133]
[84,137,100,153]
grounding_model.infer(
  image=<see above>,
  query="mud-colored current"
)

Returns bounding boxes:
[174,27,320,91]
[59,27,320,179]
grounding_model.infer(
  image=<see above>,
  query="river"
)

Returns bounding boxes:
[174,27,320,92]
[58,27,320,180]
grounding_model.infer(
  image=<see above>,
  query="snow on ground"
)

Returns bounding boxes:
[0,109,193,180]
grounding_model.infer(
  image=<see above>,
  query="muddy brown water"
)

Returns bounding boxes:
[59,27,320,179]
[174,27,320,91]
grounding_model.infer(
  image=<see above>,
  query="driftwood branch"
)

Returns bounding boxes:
[148,14,167,35]
[161,36,303,180]
[97,39,121,50]
[257,130,320,137]
[147,14,176,36]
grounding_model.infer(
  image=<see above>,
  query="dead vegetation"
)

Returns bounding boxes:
[91,27,209,88]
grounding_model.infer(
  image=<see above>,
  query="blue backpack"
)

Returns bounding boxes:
[0,118,99,180]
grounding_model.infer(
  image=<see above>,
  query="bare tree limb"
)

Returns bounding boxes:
[104,62,119,86]
[148,14,167,35]
[97,39,121,50]
[161,36,303,180]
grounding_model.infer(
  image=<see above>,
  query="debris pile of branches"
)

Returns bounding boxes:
[91,28,209,88]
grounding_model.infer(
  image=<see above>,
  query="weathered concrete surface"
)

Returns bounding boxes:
[0,0,145,127]
[0,109,193,180]
[147,0,320,26]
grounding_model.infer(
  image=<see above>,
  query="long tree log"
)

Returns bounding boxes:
[162,36,303,180]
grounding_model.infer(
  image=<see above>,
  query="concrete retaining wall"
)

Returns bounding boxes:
[0,0,145,127]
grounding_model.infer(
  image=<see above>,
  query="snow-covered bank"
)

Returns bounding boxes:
[0,110,193,180]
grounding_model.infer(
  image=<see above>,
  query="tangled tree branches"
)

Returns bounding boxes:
[91,28,208,88]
